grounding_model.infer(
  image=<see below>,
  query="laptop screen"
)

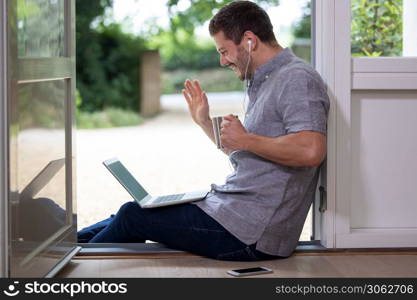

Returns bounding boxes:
[103,159,149,202]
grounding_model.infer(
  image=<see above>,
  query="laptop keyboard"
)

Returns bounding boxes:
[153,193,186,203]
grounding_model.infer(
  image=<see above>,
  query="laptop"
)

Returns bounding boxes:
[20,158,65,200]
[103,158,210,208]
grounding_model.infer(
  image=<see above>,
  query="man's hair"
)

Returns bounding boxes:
[209,1,276,45]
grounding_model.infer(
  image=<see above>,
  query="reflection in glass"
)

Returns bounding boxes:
[17,0,65,57]
[15,160,67,242]
[13,80,68,247]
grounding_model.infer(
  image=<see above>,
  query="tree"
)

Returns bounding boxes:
[76,0,283,111]
[76,0,146,112]
[292,2,311,39]
[290,2,312,62]
[151,0,280,71]
[167,0,280,36]
[351,0,403,56]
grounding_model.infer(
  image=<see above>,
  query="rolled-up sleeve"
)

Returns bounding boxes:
[278,70,330,136]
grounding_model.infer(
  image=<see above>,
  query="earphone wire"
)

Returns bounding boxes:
[227,41,252,172]
[242,44,251,117]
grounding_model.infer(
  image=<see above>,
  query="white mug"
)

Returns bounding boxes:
[212,115,238,149]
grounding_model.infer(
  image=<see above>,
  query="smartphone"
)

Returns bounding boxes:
[227,266,273,277]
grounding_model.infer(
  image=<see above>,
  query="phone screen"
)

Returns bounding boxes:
[232,267,268,274]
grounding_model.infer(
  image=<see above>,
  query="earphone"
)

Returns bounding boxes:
[241,39,252,118]
[244,40,252,86]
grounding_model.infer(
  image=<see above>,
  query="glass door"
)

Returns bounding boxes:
[7,0,78,277]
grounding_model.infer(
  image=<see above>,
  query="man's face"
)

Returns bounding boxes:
[213,31,251,81]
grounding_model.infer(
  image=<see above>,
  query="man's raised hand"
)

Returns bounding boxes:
[182,79,211,126]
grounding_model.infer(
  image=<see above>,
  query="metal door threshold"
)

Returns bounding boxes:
[75,241,417,258]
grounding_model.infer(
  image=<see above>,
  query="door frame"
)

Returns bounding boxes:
[0,0,9,278]
[314,0,351,248]
[315,0,417,248]
[1,0,79,278]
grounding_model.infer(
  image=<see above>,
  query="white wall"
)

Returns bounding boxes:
[351,91,417,229]
[338,56,417,247]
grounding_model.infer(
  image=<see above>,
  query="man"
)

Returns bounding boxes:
[78,1,329,261]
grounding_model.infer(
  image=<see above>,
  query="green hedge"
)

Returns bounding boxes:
[76,107,143,129]
[351,0,402,56]
[76,0,146,113]
[162,68,244,94]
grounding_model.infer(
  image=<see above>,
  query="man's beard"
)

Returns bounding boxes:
[228,46,252,81]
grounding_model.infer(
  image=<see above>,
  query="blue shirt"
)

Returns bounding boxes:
[195,48,330,257]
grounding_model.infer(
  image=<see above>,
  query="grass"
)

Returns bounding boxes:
[76,107,143,129]
[162,68,244,94]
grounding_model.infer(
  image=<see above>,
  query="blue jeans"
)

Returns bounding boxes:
[78,201,282,261]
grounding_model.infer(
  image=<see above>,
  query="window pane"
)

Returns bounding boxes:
[17,0,65,57]
[351,0,417,57]
[15,80,67,240]
[10,79,69,277]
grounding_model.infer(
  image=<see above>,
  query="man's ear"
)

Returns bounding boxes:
[243,31,257,51]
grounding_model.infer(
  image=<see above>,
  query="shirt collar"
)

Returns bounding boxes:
[250,48,294,85]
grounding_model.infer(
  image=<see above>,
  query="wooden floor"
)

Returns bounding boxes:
[57,252,417,278]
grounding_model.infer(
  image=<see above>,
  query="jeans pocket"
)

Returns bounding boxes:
[216,246,259,261]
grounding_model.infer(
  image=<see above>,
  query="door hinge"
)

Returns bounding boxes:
[319,186,327,213]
